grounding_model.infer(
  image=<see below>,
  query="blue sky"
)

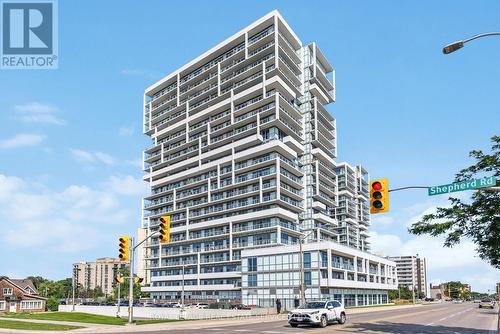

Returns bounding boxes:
[0,0,499,292]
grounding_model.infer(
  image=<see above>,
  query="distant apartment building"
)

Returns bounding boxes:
[138,10,397,306]
[388,255,428,297]
[73,257,126,295]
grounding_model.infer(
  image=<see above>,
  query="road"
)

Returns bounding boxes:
[135,302,498,334]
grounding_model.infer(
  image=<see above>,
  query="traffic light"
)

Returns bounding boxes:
[114,276,124,284]
[370,178,389,214]
[118,236,130,261]
[159,216,171,244]
[134,277,144,284]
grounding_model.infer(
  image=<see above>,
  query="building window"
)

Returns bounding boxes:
[3,288,12,295]
[304,272,312,285]
[248,274,257,287]
[21,301,42,309]
[0,301,5,310]
[248,257,257,272]
[303,252,311,269]
[321,251,328,267]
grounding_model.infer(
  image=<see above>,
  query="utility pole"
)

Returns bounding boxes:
[128,237,135,325]
[116,283,121,317]
[299,238,304,304]
[71,265,80,312]
[299,229,315,305]
[180,264,186,319]
[181,264,185,307]
[72,268,75,312]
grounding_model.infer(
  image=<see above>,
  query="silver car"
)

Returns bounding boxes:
[479,298,496,309]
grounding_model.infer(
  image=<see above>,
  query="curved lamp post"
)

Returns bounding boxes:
[443,32,500,54]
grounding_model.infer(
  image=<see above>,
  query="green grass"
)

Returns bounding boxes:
[1,312,127,325]
[0,319,83,331]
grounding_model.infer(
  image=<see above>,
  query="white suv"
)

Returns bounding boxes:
[288,300,347,328]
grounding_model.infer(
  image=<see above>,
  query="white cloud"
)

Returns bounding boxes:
[71,149,115,165]
[14,102,66,125]
[119,126,135,136]
[126,159,143,169]
[94,152,115,165]
[0,133,45,149]
[371,215,394,226]
[0,174,134,253]
[370,230,499,292]
[104,175,148,196]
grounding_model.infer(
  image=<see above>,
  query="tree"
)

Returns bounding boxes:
[56,278,72,299]
[27,276,48,289]
[409,136,500,268]
[388,286,413,301]
[38,280,65,299]
[46,296,59,311]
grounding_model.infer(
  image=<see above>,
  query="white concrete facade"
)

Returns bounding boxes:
[139,10,379,303]
[241,241,397,310]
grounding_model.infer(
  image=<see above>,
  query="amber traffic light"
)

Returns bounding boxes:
[370,178,389,214]
[118,236,130,261]
[159,216,171,244]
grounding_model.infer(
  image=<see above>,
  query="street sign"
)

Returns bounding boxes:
[428,177,497,196]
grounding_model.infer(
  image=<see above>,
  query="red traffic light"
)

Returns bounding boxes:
[372,181,382,191]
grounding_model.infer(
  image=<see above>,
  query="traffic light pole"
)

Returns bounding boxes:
[116,283,121,317]
[125,231,160,325]
[128,237,135,325]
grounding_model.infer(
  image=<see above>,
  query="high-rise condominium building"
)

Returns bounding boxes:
[334,163,370,251]
[139,10,396,304]
[73,258,126,295]
[388,255,428,297]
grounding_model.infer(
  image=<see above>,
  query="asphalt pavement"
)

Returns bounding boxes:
[137,302,498,334]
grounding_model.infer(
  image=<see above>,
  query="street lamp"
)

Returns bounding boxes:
[299,228,316,305]
[443,32,500,54]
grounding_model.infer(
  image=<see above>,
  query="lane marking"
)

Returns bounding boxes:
[233,330,252,332]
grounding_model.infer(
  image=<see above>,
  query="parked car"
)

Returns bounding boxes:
[230,304,251,310]
[479,298,496,309]
[209,302,233,309]
[288,300,346,328]
[187,303,209,309]
[424,298,434,302]
[453,299,464,304]
[473,299,482,303]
